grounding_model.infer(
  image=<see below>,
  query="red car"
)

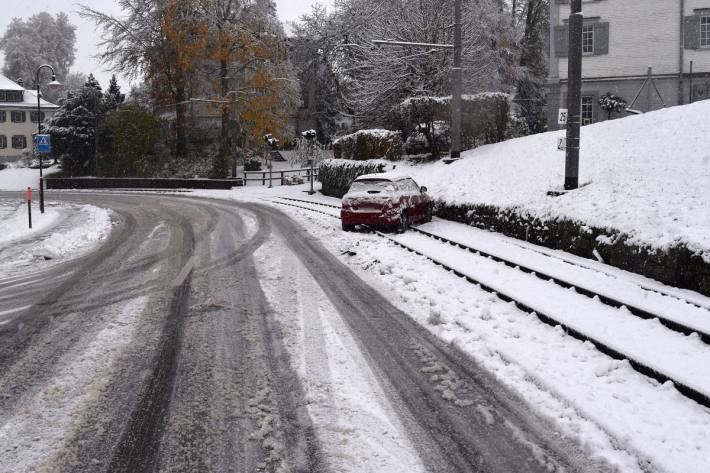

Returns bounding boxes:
[341,173,432,232]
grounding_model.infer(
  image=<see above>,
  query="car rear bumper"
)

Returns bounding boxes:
[341,209,399,227]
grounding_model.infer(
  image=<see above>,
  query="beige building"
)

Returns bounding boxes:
[549,0,710,128]
[0,74,59,161]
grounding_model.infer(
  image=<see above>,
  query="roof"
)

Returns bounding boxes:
[355,172,412,182]
[0,88,59,110]
[0,73,25,91]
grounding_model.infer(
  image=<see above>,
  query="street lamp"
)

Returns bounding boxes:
[35,64,62,213]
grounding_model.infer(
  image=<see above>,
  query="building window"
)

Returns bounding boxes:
[0,111,5,122]
[581,96,594,125]
[0,135,6,149]
[0,90,22,102]
[11,111,26,123]
[702,16,710,47]
[582,24,594,54]
[12,135,27,149]
[30,111,46,123]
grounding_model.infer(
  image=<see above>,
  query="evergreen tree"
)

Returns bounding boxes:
[45,75,106,175]
[105,75,125,109]
[515,0,549,134]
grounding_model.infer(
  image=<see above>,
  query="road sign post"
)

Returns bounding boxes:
[35,134,51,214]
[26,187,32,229]
[35,134,51,154]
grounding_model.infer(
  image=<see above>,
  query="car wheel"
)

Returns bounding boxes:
[396,210,408,234]
[342,222,355,232]
[425,204,433,223]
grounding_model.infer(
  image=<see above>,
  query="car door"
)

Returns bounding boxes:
[405,178,424,220]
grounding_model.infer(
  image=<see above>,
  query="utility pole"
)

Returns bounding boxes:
[450,0,463,161]
[230,93,239,178]
[564,0,583,190]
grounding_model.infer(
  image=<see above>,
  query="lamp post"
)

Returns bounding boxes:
[35,64,62,213]
[302,130,317,195]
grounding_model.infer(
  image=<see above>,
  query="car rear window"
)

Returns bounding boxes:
[350,180,396,194]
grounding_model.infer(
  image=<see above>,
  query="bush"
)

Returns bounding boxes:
[244,158,262,171]
[394,93,511,154]
[319,158,388,197]
[333,129,403,161]
[97,104,161,177]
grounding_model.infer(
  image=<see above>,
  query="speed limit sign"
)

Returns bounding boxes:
[557,108,568,125]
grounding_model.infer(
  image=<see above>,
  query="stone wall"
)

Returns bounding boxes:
[45,177,242,190]
[435,201,710,297]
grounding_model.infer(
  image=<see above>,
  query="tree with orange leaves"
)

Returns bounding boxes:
[195,0,299,177]
[81,0,208,158]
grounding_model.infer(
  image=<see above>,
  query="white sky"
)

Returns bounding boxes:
[0,0,330,91]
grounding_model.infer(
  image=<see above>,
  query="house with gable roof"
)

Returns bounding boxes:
[0,73,59,161]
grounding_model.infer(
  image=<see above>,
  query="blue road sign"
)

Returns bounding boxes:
[35,134,51,154]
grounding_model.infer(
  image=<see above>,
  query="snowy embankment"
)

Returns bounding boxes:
[393,101,710,261]
[0,164,60,191]
[0,201,113,276]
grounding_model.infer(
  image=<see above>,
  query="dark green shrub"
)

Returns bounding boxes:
[332,129,403,161]
[319,158,387,197]
[244,158,262,171]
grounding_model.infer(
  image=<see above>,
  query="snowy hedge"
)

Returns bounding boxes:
[319,158,387,198]
[332,129,404,161]
[394,93,510,153]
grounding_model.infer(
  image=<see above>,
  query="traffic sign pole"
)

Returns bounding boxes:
[35,134,51,214]
[39,178,44,214]
[27,187,32,229]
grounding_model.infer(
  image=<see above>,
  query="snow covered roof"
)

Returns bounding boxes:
[0,88,59,110]
[0,73,25,91]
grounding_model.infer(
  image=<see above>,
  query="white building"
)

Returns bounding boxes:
[0,74,59,161]
[548,0,710,128]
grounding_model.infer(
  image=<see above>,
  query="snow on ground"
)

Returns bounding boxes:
[0,164,60,191]
[0,201,113,277]
[0,296,148,473]
[193,183,710,473]
[389,101,710,261]
[253,232,427,473]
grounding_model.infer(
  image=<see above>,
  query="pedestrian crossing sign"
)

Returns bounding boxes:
[35,134,51,154]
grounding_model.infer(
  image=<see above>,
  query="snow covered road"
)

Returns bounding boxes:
[0,192,603,473]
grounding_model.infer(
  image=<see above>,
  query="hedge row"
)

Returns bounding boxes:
[319,158,387,198]
[434,201,710,297]
[332,129,404,161]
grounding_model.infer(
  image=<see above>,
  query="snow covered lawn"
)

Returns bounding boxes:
[0,164,60,191]
[391,101,710,261]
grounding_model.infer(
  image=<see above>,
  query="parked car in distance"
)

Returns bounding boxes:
[341,173,432,232]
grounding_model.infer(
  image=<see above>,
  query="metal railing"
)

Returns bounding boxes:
[242,167,318,186]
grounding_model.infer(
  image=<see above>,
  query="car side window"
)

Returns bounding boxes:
[402,179,419,194]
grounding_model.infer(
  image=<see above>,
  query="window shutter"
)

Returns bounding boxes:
[554,25,569,57]
[594,22,610,55]
[685,16,701,49]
